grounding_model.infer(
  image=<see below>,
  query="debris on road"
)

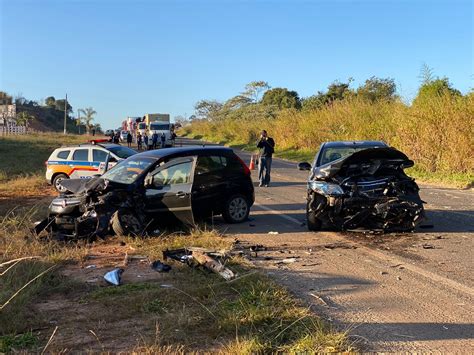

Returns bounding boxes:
[268,231,279,235]
[380,271,388,275]
[104,268,124,286]
[275,257,298,265]
[422,244,436,249]
[324,243,357,250]
[151,260,172,272]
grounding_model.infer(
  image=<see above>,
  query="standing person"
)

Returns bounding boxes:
[114,132,120,144]
[109,131,114,142]
[152,132,158,150]
[256,130,275,187]
[160,132,166,148]
[137,132,142,151]
[126,132,132,148]
[144,134,149,150]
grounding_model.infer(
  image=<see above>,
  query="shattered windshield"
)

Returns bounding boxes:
[319,146,384,166]
[102,157,156,184]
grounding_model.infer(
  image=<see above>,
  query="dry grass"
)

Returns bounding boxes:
[0,210,351,353]
[186,94,474,187]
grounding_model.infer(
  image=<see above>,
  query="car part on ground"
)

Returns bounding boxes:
[163,247,236,280]
[104,268,124,286]
[303,147,425,233]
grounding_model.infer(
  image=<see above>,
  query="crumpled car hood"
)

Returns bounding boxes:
[60,177,107,195]
[311,147,414,180]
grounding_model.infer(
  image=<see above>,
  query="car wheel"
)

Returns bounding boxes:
[307,210,322,231]
[53,173,69,192]
[222,194,250,223]
[111,209,142,236]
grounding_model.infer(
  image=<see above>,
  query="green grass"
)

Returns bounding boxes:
[0,332,38,353]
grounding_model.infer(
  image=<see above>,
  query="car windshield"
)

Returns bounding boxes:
[102,157,156,184]
[107,145,137,159]
[319,145,384,166]
[150,123,169,130]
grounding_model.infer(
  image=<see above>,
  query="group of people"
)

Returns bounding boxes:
[108,131,176,150]
[136,132,168,150]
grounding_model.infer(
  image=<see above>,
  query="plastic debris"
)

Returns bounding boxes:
[151,260,172,272]
[268,231,279,235]
[85,265,97,269]
[104,268,124,286]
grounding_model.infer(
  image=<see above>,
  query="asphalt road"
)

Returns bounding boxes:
[177,137,474,352]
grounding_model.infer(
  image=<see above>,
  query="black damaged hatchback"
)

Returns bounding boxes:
[35,146,255,240]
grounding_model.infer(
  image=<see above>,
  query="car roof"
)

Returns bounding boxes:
[135,145,233,159]
[321,140,387,148]
[57,143,121,149]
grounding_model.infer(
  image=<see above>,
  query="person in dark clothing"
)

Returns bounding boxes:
[113,132,120,144]
[160,132,166,148]
[144,134,149,149]
[256,130,275,187]
[137,132,142,150]
[126,132,133,148]
[152,132,158,149]
[109,131,114,142]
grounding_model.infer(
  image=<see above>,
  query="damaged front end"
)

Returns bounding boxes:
[306,148,425,233]
[35,178,146,240]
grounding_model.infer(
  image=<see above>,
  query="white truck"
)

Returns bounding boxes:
[142,113,174,148]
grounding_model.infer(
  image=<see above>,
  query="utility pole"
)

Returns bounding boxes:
[63,93,67,134]
[77,109,81,134]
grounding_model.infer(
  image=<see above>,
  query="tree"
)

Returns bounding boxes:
[418,63,435,85]
[78,107,97,134]
[45,96,56,107]
[301,80,353,110]
[413,77,461,105]
[357,76,397,102]
[261,88,301,109]
[15,111,34,132]
[194,100,223,120]
[75,116,84,134]
[224,95,253,110]
[241,81,270,102]
[55,99,73,114]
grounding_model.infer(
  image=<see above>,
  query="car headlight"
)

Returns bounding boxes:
[308,181,345,196]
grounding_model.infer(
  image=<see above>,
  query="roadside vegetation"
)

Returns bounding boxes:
[0,133,350,352]
[183,69,473,188]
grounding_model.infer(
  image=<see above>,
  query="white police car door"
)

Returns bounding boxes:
[69,148,99,179]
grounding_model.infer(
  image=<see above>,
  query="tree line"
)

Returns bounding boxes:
[193,64,466,122]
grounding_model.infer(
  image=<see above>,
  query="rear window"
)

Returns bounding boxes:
[196,155,227,174]
[56,150,70,159]
[72,149,89,161]
[107,146,136,159]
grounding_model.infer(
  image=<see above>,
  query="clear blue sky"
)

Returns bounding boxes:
[1,0,472,128]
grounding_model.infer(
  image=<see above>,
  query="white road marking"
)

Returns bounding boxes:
[256,201,474,298]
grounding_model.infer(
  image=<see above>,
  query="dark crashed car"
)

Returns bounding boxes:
[35,146,254,240]
[298,141,425,233]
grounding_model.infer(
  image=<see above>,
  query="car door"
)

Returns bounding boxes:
[192,154,228,217]
[145,156,197,226]
[69,148,97,179]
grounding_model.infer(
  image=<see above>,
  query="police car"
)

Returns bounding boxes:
[45,142,137,191]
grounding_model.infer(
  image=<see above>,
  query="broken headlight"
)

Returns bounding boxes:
[309,181,345,196]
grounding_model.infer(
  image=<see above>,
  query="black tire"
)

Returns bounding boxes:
[307,210,322,231]
[111,210,142,236]
[52,173,69,192]
[222,194,250,224]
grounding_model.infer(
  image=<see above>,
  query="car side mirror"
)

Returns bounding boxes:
[298,162,312,171]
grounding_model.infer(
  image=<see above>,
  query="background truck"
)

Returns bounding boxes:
[141,113,175,147]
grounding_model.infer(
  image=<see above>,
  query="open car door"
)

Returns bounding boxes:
[144,156,197,226]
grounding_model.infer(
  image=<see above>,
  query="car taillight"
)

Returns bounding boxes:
[235,155,251,176]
